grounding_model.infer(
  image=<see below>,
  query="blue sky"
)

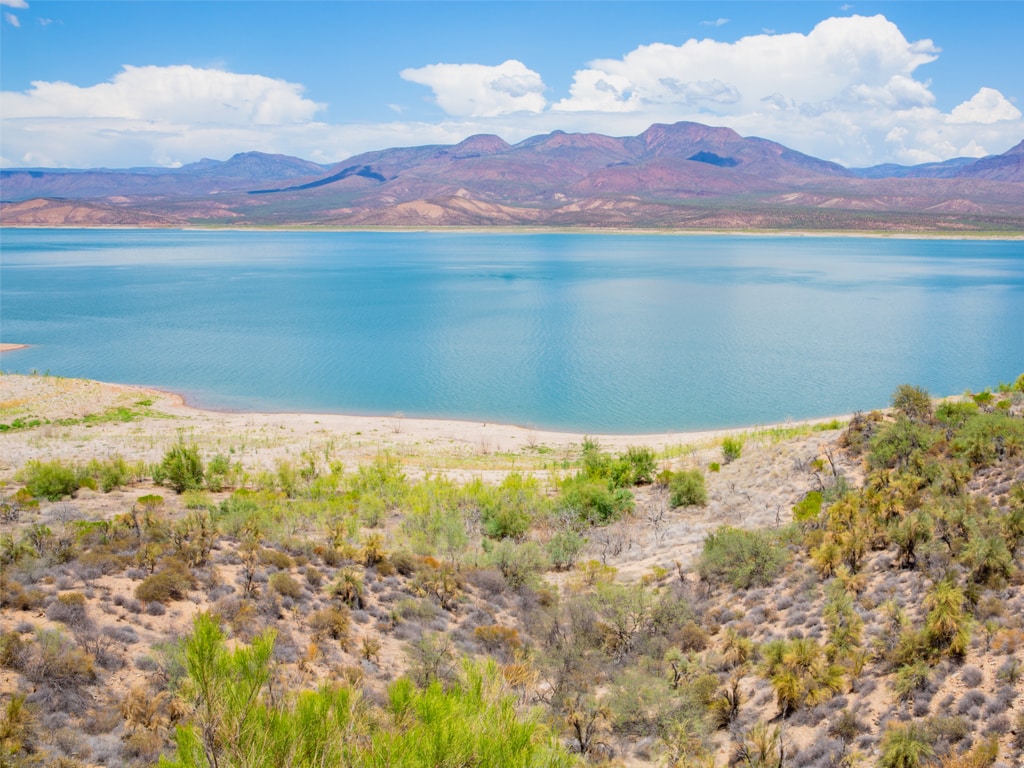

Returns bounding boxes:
[1,1,1022,169]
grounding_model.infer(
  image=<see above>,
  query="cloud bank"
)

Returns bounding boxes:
[1,14,1020,169]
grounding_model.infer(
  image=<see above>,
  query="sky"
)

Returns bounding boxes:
[1,1,1022,170]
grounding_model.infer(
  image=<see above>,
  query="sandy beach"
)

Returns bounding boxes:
[0,372,848,479]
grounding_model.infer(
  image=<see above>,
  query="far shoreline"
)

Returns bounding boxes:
[2,223,1023,240]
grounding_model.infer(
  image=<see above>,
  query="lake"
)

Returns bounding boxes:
[1,229,1022,432]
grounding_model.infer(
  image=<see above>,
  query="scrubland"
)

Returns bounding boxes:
[1,373,1023,768]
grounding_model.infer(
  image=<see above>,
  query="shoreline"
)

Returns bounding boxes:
[1,372,850,458]
[0,343,29,353]
[2,223,1022,240]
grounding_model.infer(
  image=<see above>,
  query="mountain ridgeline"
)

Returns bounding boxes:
[2,122,1023,231]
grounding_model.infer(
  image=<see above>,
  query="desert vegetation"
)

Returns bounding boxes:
[1,373,1023,767]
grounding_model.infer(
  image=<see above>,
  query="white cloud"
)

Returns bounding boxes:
[0,0,28,8]
[703,18,729,27]
[540,14,1022,166]
[3,65,322,124]
[0,65,326,167]
[555,15,940,115]
[4,11,19,26]
[2,14,1022,170]
[948,87,1022,124]
[400,60,546,117]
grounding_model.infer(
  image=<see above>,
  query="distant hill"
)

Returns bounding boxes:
[3,123,1023,232]
[853,140,1024,183]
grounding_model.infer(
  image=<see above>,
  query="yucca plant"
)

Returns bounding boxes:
[924,578,971,658]
[877,722,934,768]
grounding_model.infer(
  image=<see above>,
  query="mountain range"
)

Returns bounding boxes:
[2,121,1023,231]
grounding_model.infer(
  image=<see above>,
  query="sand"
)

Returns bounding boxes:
[0,372,848,480]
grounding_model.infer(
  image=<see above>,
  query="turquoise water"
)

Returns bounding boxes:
[1,229,1022,432]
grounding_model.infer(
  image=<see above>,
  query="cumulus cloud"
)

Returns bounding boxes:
[2,14,1022,169]
[555,15,940,115]
[0,65,326,167]
[3,65,322,124]
[0,0,28,7]
[540,14,1022,166]
[400,60,546,117]
[948,87,1022,124]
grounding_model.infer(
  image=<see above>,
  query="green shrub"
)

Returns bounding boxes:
[792,491,823,524]
[485,539,548,590]
[16,459,80,501]
[699,525,789,589]
[893,661,930,701]
[610,446,657,486]
[721,436,743,463]
[217,490,260,536]
[669,469,707,507]
[952,412,1024,467]
[180,490,212,510]
[580,440,656,488]
[85,455,132,492]
[546,528,586,571]
[158,439,205,493]
[935,400,979,430]
[892,384,933,422]
[558,475,634,525]
[868,417,940,470]
[389,550,418,576]
[480,473,542,540]
[206,453,231,491]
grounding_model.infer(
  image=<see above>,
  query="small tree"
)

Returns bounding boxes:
[163,613,276,768]
[892,384,933,422]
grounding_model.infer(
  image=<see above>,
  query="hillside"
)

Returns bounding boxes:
[3,122,1023,232]
[1,373,1023,767]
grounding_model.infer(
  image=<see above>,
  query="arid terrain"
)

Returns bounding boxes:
[3,122,1023,232]
[1,372,1022,768]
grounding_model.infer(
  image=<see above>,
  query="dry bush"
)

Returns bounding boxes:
[23,629,97,713]
[303,565,324,589]
[473,624,522,657]
[268,572,303,600]
[134,561,196,604]
[260,547,293,570]
[46,592,91,630]
[308,606,351,646]
[466,567,508,599]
